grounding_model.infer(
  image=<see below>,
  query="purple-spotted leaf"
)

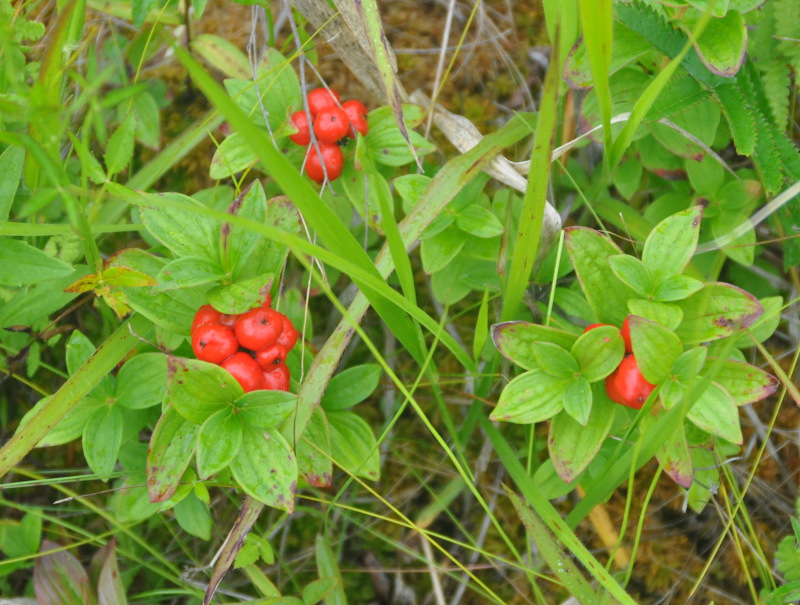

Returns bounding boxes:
[296,406,333,488]
[328,410,380,481]
[230,425,297,513]
[675,283,762,344]
[197,408,243,478]
[687,381,742,444]
[628,316,682,384]
[167,357,240,424]
[94,540,126,605]
[548,389,615,483]
[491,321,578,371]
[565,227,638,326]
[147,406,199,503]
[34,540,96,605]
[207,273,274,315]
[641,416,693,488]
[236,390,297,429]
[532,342,579,379]
[706,358,778,406]
[491,368,568,424]
[571,325,625,382]
[642,206,703,282]
[562,376,592,426]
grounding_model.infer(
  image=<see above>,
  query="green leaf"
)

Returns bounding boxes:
[686,381,742,444]
[321,365,382,411]
[532,342,579,379]
[131,0,160,27]
[328,410,380,481]
[34,540,96,605]
[564,227,637,325]
[207,273,274,315]
[0,511,41,559]
[365,106,435,167]
[303,578,338,605]
[608,255,653,297]
[562,376,592,426]
[190,34,250,79]
[548,390,615,483]
[315,535,348,605]
[296,407,333,488]
[174,492,212,541]
[115,352,167,409]
[209,132,258,179]
[338,167,390,236]
[571,325,625,383]
[671,347,708,383]
[491,321,578,371]
[133,91,161,150]
[455,205,504,238]
[652,274,705,302]
[236,390,297,429]
[734,295,782,347]
[686,154,725,197]
[706,358,778,406]
[104,113,137,177]
[0,145,24,221]
[688,10,747,77]
[137,192,220,260]
[145,416,193,504]
[83,406,123,482]
[17,396,101,447]
[230,425,297,512]
[66,330,97,375]
[642,416,693,488]
[153,256,224,292]
[167,357,240,424]
[420,226,466,274]
[675,283,763,344]
[642,206,703,282]
[222,181,267,276]
[490,368,568,424]
[713,211,755,266]
[627,299,683,330]
[0,238,74,286]
[237,195,301,279]
[197,408,243,478]
[628,316,683,384]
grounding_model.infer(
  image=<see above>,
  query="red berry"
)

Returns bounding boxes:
[313,107,350,144]
[234,307,284,350]
[192,305,222,333]
[192,323,238,364]
[262,362,290,392]
[306,87,340,116]
[582,323,609,334]
[604,355,655,410]
[342,99,368,137]
[255,343,288,370]
[304,142,344,183]
[222,352,264,393]
[621,316,633,354]
[276,314,298,351]
[289,111,311,145]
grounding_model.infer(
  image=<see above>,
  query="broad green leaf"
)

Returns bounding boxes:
[705,358,778,406]
[303,578,338,605]
[687,447,717,513]
[190,34,250,79]
[102,266,158,288]
[532,342,579,379]
[420,226,466,274]
[133,91,161,150]
[671,347,708,383]
[236,390,296,429]
[0,145,24,221]
[207,273,274,315]
[650,98,720,158]
[137,192,220,261]
[174,492,212,541]
[675,283,762,344]
[153,256,223,292]
[66,330,96,375]
[548,391,615,483]
[366,127,435,167]
[296,406,333,488]
[18,396,101,447]
[571,325,625,382]
[562,376,592,426]
[338,167,389,235]
[209,132,258,179]
[491,321,578,371]
[640,416,693,488]
[734,295,782,347]
[237,195,301,279]
[328,410,381,481]
[652,274,704,302]
[713,211,755,266]
[34,540,96,605]
[315,535,348,605]
[490,368,568,424]
[167,357,240,424]
[628,316,683,384]
[627,299,683,330]
[642,206,702,282]
[147,406,199,502]
[230,425,297,512]
[222,181,267,275]
[394,173,432,211]
[688,10,746,77]
[83,406,123,482]
[104,113,136,176]
[321,365,382,411]
[0,512,41,559]
[686,381,742,444]
[0,238,74,286]
[197,408,243,478]
[95,541,127,605]
[686,153,725,197]
[564,227,637,325]
[455,206,504,238]
[115,352,167,409]
[608,255,652,297]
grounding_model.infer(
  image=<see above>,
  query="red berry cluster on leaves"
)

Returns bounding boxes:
[583,316,655,410]
[191,295,298,393]
[288,88,369,184]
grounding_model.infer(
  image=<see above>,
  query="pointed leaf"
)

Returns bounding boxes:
[627,299,683,330]
[147,406,199,503]
[230,426,297,512]
[0,145,25,220]
[689,10,747,77]
[0,238,74,286]
[608,255,653,297]
[671,347,708,383]
[153,256,224,292]
[83,406,123,482]
[138,192,220,261]
[174,491,212,541]
[66,330,97,375]
[321,364,382,411]
[168,356,241,424]
[532,342,579,378]
[115,353,168,409]
[420,226,466,274]
[328,410,380,481]
[641,417,693,488]
[207,273,274,315]
[96,540,126,605]
[455,205,504,238]
[197,408,243,478]
[653,274,705,302]
[235,390,296,429]
[303,578,338,605]
[642,205,703,282]
[687,381,742,444]
[190,33,250,79]
[571,324,625,382]
[34,540,96,605]
[675,282,762,344]
[491,321,578,371]
[628,315,683,384]
[222,181,267,275]
[315,534,348,605]
[209,131,259,179]
[706,358,778,406]
[296,406,333,488]
[104,113,136,177]
[562,376,592,426]
[490,368,568,424]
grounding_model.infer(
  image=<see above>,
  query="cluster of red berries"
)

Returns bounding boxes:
[191,295,298,393]
[288,87,369,184]
[584,317,656,410]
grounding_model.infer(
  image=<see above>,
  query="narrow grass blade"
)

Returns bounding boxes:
[579,0,614,150]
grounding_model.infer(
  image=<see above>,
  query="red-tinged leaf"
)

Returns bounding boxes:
[147,406,199,503]
[641,416,693,488]
[92,540,126,605]
[64,273,102,294]
[296,406,333,488]
[675,282,763,344]
[707,358,779,406]
[34,540,97,605]
[491,321,578,371]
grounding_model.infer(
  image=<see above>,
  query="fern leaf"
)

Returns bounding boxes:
[714,83,757,156]
[761,60,791,130]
